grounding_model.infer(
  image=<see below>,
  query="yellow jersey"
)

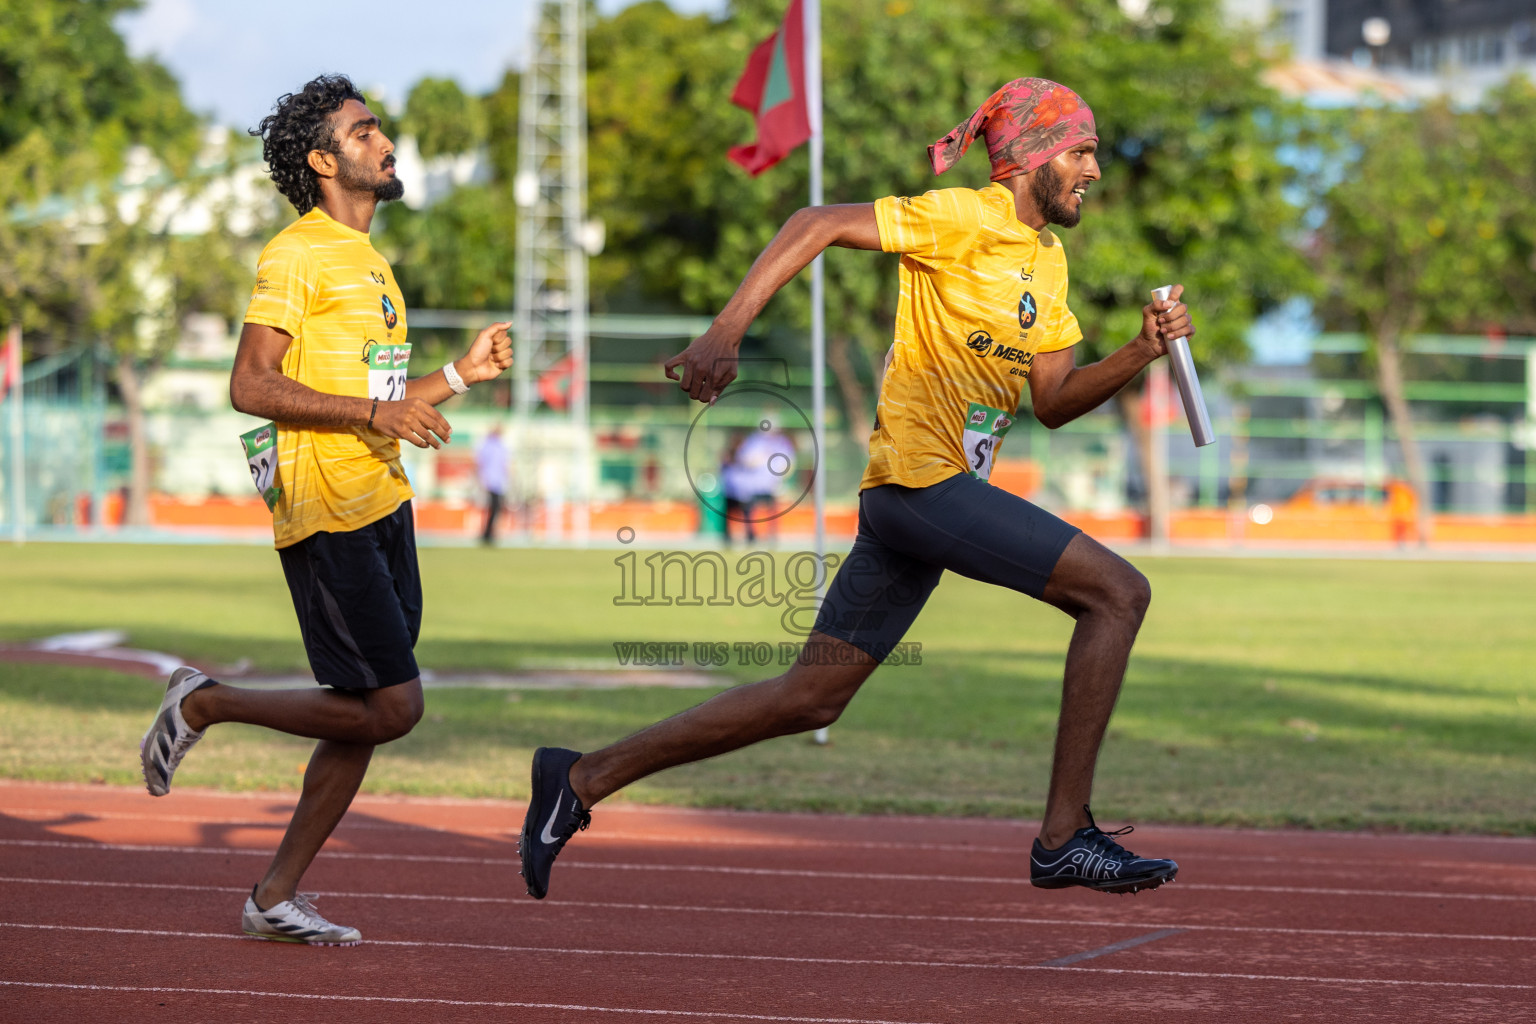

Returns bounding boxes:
[244,208,414,549]
[863,183,1082,491]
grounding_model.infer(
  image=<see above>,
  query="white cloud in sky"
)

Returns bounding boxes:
[119,0,723,130]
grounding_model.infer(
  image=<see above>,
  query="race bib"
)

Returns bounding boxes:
[239,422,283,511]
[365,342,412,401]
[961,402,1016,482]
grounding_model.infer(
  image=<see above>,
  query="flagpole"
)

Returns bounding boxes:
[805,0,824,564]
[803,0,832,744]
[6,325,23,545]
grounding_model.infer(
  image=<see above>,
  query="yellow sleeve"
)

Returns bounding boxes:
[244,236,317,337]
[1036,305,1083,353]
[1036,270,1083,355]
[874,188,986,271]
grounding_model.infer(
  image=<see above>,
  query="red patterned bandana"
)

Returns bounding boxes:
[928,78,1098,181]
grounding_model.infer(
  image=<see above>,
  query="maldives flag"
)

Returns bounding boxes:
[0,325,19,403]
[727,0,811,176]
[538,352,579,411]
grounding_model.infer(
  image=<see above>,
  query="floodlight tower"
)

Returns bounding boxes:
[514,0,593,541]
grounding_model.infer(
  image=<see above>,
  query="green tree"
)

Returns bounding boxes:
[1465,76,1536,335]
[399,76,488,159]
[83,156,263,524]
[585,0,1313,511]
[0,1,257,525]
[0,0,200,339]
[1315,79,1536,541]
[377,72,520,370]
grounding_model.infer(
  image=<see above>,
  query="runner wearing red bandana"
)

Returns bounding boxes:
[519,79,1196,901]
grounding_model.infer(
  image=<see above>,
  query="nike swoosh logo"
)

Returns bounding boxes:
[539,793,566,845]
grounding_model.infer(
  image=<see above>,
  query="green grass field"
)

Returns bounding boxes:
[2,543,1533,833]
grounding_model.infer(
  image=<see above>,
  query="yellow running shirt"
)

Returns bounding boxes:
[863,182,1082,491]
[244,208,414,549]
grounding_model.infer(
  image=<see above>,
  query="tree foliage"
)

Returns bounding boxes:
[0,0,265,524]
[399,76,488,160]
[377,72,520,318]
[0,0,198,188]
[382,0,1312,390]
[1312,76,1536,540]
[0,0,205,342]
[585,0,1312,375]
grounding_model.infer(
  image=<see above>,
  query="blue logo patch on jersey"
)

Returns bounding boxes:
[1018,292,1037,330]
[382,294,398,330]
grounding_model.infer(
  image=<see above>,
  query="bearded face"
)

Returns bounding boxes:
[336,148,404,204]
[1030,161,1081,229]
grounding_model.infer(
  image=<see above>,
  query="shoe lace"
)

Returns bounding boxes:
[169,728,200,759]
[288,893,336,929]
[563,807,592,842]
[1081,805,1140,859]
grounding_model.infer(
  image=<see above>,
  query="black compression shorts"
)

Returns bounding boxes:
[812,474,1080,662]
[278,500,422,690]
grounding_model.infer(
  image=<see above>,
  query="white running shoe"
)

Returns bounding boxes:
[242,890,362,946]
[139,667,211,797]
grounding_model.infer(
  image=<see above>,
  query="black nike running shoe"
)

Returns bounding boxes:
[1030,806,1178,894]
[518,746,591,900]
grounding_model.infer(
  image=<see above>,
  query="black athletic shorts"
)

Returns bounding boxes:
[277,501,422,690]
[813,473,1081,662]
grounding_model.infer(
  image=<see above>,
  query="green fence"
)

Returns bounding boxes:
[1,331,1531,538]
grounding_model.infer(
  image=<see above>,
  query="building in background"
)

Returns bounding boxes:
[1327,0,1536,88]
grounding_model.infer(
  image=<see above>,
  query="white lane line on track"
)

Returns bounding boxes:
[12,786,1536,844]
[3,924,1533,992]
[0,810,1027,855]
[5,876,1536,944]
[0,980,941,1024]
[8,810,1532,870]
[4,839,1534,902]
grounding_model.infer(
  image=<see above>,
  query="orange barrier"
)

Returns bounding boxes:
[103,493,1536,548]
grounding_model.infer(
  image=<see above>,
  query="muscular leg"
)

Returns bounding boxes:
[181,678,425,747]
[570,632,877,806]
[1035,533,1151,848]
[253,739,373,907]
[182,681,423,907]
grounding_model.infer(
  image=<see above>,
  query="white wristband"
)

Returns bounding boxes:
[442,361,470,395]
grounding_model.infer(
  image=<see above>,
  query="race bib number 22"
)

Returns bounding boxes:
[239,422,283,511]
[365,342,412,401]
[962,402,1015,482]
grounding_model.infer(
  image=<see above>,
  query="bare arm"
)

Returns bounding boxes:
[231,321,509,449]
[665,204,882,403]
[230,322,375,428]
[1028,285,1194,429]
[403,320,514,405]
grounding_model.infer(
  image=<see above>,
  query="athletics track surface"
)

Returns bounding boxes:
[1,781,1532,1024]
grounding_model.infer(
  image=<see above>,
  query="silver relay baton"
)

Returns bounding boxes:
[1151,285,1214,447]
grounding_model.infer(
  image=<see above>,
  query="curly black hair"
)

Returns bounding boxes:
[250,74,366,215]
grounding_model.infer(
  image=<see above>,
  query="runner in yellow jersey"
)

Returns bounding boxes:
[137,75,512,944]
[521,79,1194,902]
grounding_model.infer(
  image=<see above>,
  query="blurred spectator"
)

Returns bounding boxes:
[721,420,795,544]
[477,424,508,545]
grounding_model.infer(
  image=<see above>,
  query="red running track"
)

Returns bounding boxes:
[1,780,1532,1024]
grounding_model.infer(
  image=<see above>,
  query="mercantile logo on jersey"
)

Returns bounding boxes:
[382,294,399,330]
[966,330,994,356]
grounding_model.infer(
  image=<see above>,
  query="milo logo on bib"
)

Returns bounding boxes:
[364,341,411,402]
[239,422,283,511]
[961,402,1015,482]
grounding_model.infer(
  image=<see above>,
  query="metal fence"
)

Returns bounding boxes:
[2,332,1532,541]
